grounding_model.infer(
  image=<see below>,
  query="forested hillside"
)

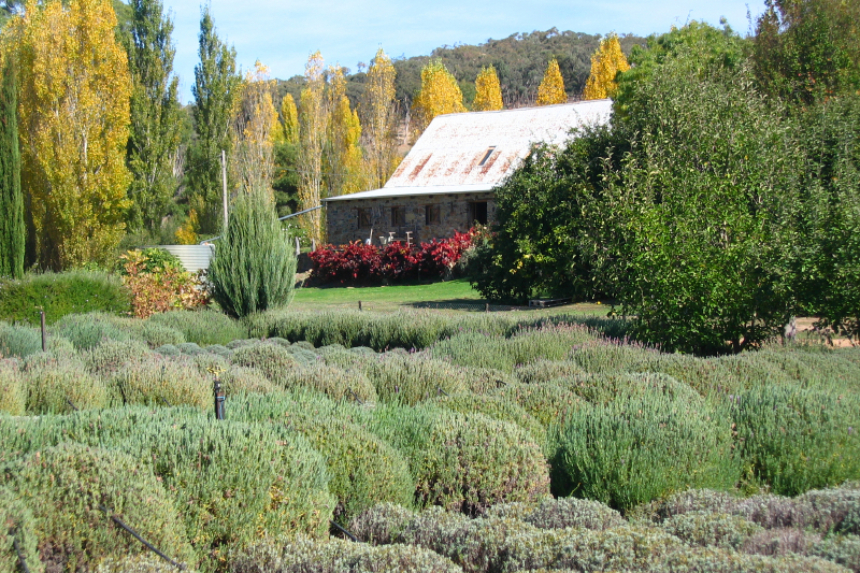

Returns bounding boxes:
[277,28,646,112]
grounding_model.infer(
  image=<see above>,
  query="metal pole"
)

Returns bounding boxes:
[358,300,362,311]
[221,150,228,231]
[40,310,46,352]
[213,375,225,421]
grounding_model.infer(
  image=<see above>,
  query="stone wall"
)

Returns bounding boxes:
[325,192,496,245]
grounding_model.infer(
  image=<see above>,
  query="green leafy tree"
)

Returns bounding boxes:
[0,54,23,278]
[185,6,240,234]
[753,0,860,104]
[208,186,297,318]
[597,42,802,354]
[122,0,182,233]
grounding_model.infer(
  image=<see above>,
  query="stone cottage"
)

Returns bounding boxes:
[323,99,613,245]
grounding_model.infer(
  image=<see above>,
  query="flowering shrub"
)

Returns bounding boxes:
[120,250,209,318]
[310,230,473,284]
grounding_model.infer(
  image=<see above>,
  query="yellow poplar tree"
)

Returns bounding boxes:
[326,66,364,197]
[232,60,278,194]
[584,34,631,100]
[412,59,466,136]
[298,51,327,241]
[473,65,503,111]
[360,48,398,190]
[536,58,567,106]
[278,92,299,145]
[11,0,132,269]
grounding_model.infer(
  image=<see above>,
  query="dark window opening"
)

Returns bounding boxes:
[478,146,496,166]
[358,208,371,228]
[425,204,440,225]
[469,202,488,226]
[391,206,406,227]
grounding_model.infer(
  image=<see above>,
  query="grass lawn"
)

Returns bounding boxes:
[291,278,608,316]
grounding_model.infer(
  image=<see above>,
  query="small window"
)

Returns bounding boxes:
[391,206,406,227]
[469,201,488,226]
[425,204,440,225]
[478,146,496,166]
[357,208,371,228]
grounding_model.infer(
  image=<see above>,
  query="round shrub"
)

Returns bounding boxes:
[347,503,416,545]
[515,359,585,384]
[220,366,276,395]
[208,188,297,318]
[177,342,204,355]
[369,405,550,515]
[279,364,377,403]
[154,343,180,356]
[3,442,195,572]
[191,352,230,376]
[206,344,233,358]
[23,353,108,414]
[553,392,738,510]
[148,310,245,347]
[97,555,198,573]
[231,341,300,383]
[466,367,518,394]
[494,383,584,427]
[84,339,152,376]
[54,312,133,350]
[0,485,42,573]
[741,528,822,557]
[363,354,470,406]
[430,394,546,447]
[730,383,860,496]
[568,339,660,373]
[643,353,738,398]
[138,321,185,347]
[557,372,704,405]
[812,534,860,572]
[661,512,764,549]
[0,322,41,359]
[798,486,860,534]
[521,498,626,531]
[110,355,210,408]
[0,360,24,415]
[56,408,335,559]
[500,525,684,573]
[233,535,462,573]
[283,345,319,366]
[654,546,850,573]
[287,418,414,522]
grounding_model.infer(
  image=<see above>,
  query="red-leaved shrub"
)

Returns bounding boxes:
[310,230,473,285]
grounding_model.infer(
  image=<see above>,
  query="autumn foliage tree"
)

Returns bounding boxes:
[11,0,132,269]
[583,34,630,100]
[473,65,504,111]
[326,66,363,197]
[360,48,399,190]
[536,58,567,105]
[412,59,466,135]
[278,93,299,145]
[232,60,278,195]
[298,51,327,241]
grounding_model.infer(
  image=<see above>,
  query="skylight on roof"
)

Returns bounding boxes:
[478,147,496,166]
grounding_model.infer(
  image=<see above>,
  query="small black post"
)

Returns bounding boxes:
[40,310,47,352]
[12,529,31,573]
[213,375,225,420]
[358,300,362,311]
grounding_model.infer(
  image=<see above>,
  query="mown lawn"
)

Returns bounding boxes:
[291,278,608,315]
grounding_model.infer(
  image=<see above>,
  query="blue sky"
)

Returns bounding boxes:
[167,0,762,104]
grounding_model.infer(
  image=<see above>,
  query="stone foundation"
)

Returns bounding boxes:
[325,192,496,245]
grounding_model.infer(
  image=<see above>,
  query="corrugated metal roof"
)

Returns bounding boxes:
[323,99,612,203]
[323,184,494,202]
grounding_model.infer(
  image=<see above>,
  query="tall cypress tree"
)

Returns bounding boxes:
[185,6,239,234]
[0,56,24,278]
[122,0,182,234]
